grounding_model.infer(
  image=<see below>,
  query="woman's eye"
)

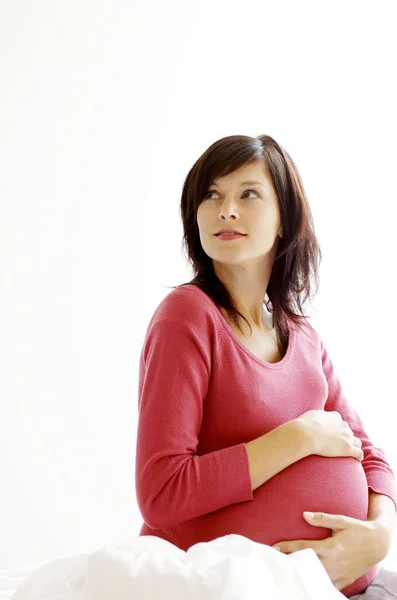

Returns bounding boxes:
[204,189,258,200]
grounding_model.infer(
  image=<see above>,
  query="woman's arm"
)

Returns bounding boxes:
[319,339,397,509]
[245,420,311,492]
[367,491,396,551]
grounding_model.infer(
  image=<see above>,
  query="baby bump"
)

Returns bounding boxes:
[175,455,369,551]
[241,454,369,544]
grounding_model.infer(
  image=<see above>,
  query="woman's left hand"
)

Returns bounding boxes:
[271,512,391,591]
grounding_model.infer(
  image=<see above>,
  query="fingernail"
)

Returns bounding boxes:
[303,511,314,519]
[273,546,281,551]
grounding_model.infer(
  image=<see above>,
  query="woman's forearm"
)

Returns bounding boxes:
[367,491,396,551]
[245,420,311,492]
[367,492,396,525]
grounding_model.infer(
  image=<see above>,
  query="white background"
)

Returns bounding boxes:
[1,0,396,571]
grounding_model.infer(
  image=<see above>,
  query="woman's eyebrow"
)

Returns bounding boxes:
[211,180,265,187]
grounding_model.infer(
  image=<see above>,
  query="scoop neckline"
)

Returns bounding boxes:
[183,284,296,369]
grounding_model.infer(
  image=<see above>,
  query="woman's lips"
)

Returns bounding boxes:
[215,233,247,240]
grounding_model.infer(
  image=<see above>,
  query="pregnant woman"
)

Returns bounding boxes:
[134,134,397,598]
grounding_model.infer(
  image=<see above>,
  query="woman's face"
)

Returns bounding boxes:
[196,160,283,267]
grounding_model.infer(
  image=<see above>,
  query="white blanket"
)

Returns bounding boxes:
[11,534,346,600]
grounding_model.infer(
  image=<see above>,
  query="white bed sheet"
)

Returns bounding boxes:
[0,554,89,600]
[1,536,394,600]
[0,563,43,600]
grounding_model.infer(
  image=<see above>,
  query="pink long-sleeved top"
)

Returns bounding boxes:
[135,284,397,597]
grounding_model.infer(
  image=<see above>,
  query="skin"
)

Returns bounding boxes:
[196,160,396,588]
[196,159,283,333]
[271,493,396,590]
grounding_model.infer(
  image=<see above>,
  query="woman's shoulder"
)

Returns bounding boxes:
[156,283,211,313]
[148,284,218,331]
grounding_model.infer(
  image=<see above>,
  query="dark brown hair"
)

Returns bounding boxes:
[166,134,322,352]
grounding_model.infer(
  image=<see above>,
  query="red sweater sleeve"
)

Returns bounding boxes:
[135,317,254,530]
[320,339,397,512]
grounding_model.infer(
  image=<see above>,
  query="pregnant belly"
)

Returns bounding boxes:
[175,455,369,551]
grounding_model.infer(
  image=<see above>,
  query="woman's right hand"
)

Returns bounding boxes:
[296,409,364,461]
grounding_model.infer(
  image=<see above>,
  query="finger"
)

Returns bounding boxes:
[271,539,321,553]
[303,511,356,530]
[343,422,353,435]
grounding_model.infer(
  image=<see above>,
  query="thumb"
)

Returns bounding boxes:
[303,511,353,531]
